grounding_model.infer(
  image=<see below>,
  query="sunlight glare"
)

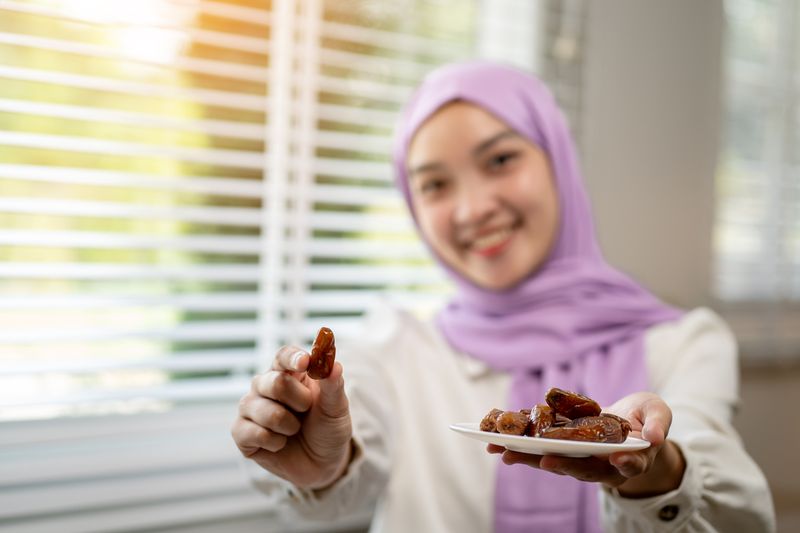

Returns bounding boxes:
[64,0,195,65]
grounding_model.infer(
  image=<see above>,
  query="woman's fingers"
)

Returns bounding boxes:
[492,447,652,486]
[239,395,302,436]
[497,451,624,484]
[253,370,313,413]
[540,455,624,483]
[500,450,544,469]
[609,450,650,478]
[231,418,288,454]
[272,344,309,373]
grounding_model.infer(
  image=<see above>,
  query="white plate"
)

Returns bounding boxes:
[449,423,651,457]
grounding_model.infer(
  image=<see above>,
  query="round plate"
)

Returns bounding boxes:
[449,422,651,457]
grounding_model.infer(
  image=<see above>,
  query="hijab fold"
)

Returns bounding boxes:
[392,61,681,533]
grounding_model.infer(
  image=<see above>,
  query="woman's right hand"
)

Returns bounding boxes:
[231,345,353,490]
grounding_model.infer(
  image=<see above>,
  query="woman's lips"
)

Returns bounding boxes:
[470,227,513,257]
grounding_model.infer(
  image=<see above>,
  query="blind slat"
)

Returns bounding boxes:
[0,1,270,53]
[0,198,262,226]
[310,211,413,232]
[0,65,266,111]
[0,132,264,169]
[0,230,261,254]
[318,74,412,104]
[316,103,397,128]
[0,262,441,283]
[0,164,263,197]
[312,157,392,181]
[320,19,468,58]
[0,99,265,140]
[0,351,255,376]
[0,31,268,82]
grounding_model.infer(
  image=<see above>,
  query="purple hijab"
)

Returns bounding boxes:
[392,61,682,533]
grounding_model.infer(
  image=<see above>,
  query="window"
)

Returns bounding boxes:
[0,0,558,530]
[714,0,800,360]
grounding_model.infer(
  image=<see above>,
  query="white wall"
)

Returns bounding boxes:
[581,0,724,308]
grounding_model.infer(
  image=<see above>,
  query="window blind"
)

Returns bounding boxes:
[0,1,555,531]
[713,0,800,360]
[0,0,271,422]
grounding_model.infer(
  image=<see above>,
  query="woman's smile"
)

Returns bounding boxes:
[466,225,516,257]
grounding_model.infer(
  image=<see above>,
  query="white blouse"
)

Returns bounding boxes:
[249,304,775,532]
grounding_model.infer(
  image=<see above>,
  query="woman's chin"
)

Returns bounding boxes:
[468,271,528,292]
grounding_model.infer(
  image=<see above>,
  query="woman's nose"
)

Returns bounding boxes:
[453,180,499,225]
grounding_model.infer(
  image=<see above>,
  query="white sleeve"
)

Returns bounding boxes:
[246,318,397,522]
[601,308,776,532]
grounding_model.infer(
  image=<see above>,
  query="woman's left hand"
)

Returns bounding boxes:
[487,392,686,498]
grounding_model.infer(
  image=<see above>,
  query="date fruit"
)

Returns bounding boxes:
[307,326,336,380]
[495,411,530,435]
[539,425,604,442]
[566,415,630,443]
[480,408,504,432]
[545,387,601,419]
[478,388,633,444]
[527,404,555,437]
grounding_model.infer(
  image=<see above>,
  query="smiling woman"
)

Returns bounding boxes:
[233,60,775,533]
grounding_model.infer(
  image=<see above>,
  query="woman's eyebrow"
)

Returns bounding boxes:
[472,130,519,157]
[408,161,445,179]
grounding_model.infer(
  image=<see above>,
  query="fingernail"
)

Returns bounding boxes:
[291,351,304,369]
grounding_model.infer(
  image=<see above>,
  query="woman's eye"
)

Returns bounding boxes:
[488,152,518,170]
[419,178,447,195]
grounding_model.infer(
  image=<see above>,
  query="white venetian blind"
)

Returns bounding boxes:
[713,0,800,360]
[0,1,551,531]
[0,0,274,421]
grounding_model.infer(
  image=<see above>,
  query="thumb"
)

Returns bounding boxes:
[640,397,671,445]
[316,362,349,418]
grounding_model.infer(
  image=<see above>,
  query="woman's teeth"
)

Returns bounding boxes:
[472,228,512,250]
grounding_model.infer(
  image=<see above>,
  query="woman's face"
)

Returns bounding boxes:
[407,101,560,290]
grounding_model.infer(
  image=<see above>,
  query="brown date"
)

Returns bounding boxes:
[527,404,555,437]
[553,413,571,427]
[600,412,632,436]
[477,389,634,443]
[545,387,601,419]
[480,408,504,432]
[539,425,604,442]
[495,411,530,435]
[567,415,629,443]
[307,326,336,380]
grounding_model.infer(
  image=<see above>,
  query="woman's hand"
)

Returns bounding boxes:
[231,345,353,490]
[487,392,686,498]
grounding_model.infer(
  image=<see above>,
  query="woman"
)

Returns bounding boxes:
[231,61,775,532]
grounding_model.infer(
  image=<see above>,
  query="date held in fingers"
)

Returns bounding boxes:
[308,327,336,379]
